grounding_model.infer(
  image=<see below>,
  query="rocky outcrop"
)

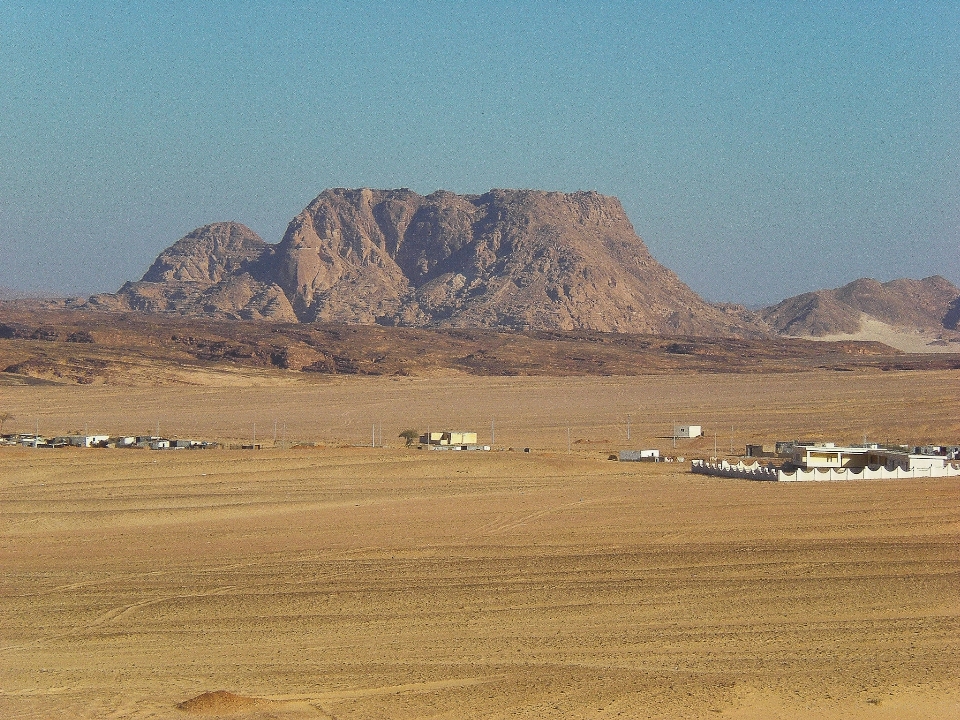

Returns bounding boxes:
[270,189,419,324]
[140,222,268,283]
[87,189,764,335]
[91,223,297,322]
[763,276,960,336]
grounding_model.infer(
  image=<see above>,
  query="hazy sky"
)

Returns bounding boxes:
[1,1,957,305]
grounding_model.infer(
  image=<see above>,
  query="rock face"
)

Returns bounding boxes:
[140,222,267,284]
[270,188,760,333]
[93,223,297,322]
[762,276,960,336]
[99,189,762,335]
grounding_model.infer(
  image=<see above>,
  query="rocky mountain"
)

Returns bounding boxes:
[85,188,959,343]
[762,276,960,336]
[92,189,762,336]
[88,223,297,321]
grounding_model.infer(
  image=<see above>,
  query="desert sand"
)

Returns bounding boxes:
[1,370,959,718]
[2,369,960,451]
[792,316,960,354]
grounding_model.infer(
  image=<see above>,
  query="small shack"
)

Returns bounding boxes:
[174,439,202,448]
[619,449,660,462]
[54,435,111,448]
[745,443,775,458]
[674,424,702,439]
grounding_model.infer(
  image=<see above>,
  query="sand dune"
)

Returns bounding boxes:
[792,316,960,354]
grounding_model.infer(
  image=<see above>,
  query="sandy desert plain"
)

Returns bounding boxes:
[2,368,959,719]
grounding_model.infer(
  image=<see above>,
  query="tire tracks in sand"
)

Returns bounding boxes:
[0,585,237,654]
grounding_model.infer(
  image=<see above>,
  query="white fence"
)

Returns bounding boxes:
[691,459,960,482]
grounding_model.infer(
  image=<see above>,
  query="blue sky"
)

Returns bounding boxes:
[1,1,957,305]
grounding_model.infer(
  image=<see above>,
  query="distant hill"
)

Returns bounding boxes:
[88,188,763,337]
[761,276,960,337]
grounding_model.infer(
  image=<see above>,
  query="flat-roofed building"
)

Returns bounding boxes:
[674,424,702,439]
[420,431,479,446]
[745,443,775,458]
[619,449,660,462]
[791,443,954,472]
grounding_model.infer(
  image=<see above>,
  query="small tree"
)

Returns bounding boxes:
[399,429,419,446]
[0,412,13,435]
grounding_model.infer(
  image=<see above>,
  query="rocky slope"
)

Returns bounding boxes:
[762,276,960,336]
[92,189,762,336]
[88,223,297,321]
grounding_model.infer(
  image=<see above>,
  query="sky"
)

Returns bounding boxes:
[1,1,957,306]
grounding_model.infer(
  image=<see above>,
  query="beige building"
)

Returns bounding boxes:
[791,443,953,472]
[420,431,479,446]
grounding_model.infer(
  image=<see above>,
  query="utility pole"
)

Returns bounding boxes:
[627,414,631,442]
[567,426,571,453]
[372,423,376,448]
[491,419,495,445]
[253,422,256,446]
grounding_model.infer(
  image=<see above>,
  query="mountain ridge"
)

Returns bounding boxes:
[90,188,763,336]
[74,187,959,343]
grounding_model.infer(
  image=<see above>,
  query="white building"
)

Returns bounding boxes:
[674,425,702,439]
[791,443,954,472]
[72,435,110,447]
[693,441,960,481]
[619,449,660,462]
